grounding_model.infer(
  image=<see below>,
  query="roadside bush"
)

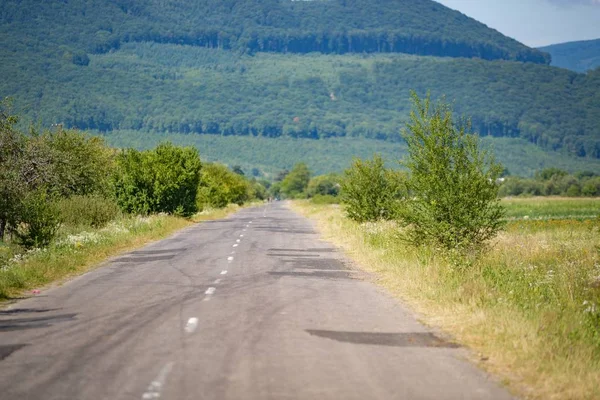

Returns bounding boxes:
[280,163,311,199]
[13,190,61,249]
[341,154,406,223]
[307,174,341,198]
[197,163,249,209]
[400,92,505,252]
[56,195,120,228]
[113,142,202,216]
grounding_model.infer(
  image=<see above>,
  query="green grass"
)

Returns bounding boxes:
[293,200,600,400]
[503,197,600,220]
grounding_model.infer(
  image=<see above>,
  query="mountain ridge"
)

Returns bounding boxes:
[539,38,600,72]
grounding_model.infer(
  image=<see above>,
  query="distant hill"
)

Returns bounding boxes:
[539,39,600,72]
[0,0,549,63]
[1,0,599,169]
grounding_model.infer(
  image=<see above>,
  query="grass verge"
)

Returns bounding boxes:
[291,200,600,400]
[0,203,248,302]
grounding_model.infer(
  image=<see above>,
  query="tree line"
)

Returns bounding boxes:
[0,101,265,250]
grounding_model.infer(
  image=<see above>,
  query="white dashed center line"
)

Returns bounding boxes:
[184,318,199,333]
[221,270,228,275]
[236,239,241,243]
[227,256,234,261]
[205,287,216,295]
[214,279,221,284]
[240,234,244,237]
[141,362,174,400]
[233,244,238,247]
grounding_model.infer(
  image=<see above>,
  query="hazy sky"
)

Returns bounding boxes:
[435,0,600,47]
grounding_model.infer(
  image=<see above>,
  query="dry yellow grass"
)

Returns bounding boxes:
[292,201,600,400]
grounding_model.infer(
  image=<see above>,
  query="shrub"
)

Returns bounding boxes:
[307,174,341,198]
[400,92,505,252]
[56,195,120,228]
[113,142,202,216]
[13,190,61,249]
[280,163,311,199]
[341,154,406,223]
[197,163,249,209]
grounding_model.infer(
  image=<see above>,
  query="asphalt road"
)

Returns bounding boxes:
[0,203,514,400]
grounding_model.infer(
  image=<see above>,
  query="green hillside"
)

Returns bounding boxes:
[540,39,600,73]
[1,0,547,62]
[103,131,600,177]
[1,0,599,171]
[3,43,599,157]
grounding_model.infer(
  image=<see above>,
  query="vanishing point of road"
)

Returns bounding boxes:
[0,203,514,400]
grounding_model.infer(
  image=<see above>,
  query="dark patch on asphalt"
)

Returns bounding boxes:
[0,313,78,332]
[268,254,321,258]
[288,258,347,270]
[0,344,28,361]
[129,248,187,255]
[268,271,352,279]
[0,308,59,315]
[114,255,175,263]
[259,228,315,235]
[268,248,335,253]
[306,330,460,348]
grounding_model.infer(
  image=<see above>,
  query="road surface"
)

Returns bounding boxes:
[0,203,514,400]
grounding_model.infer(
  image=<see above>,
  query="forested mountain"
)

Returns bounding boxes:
[1,0,599,165]
[1,0,548,62]
[539,39,600,73]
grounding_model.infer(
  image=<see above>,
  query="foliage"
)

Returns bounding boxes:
[499,169,600,197]
[13,190,61,249]
[1,41,599,158]
[1,102,116,241]
[106,130,600,178]
[47,129,115,197]
[341,155,406,223]
[400,93,505,252]
[113,142,202,216]
[307,174,342,198]
[197,163,250,209]
[280,163,311,199]
[0,0,547,62]
[56,195,120,228]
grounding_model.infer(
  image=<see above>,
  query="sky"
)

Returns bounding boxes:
[435,0,600,47]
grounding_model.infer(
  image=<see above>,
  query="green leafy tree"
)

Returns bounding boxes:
[13,190,61,249]
[47,129,115,197]
[400,92,505,252]
[197,163,249,209]
[341,155,405,223]
[280,163,311,198]
[307,174,342,197]
[0,100,25,240]
[113,142,202,216]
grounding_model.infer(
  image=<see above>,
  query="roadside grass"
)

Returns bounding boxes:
[0,203,249,301]
[503,197,600,220]
[292,200,600,400]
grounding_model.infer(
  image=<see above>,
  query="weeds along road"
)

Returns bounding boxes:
[0,202,514,400]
